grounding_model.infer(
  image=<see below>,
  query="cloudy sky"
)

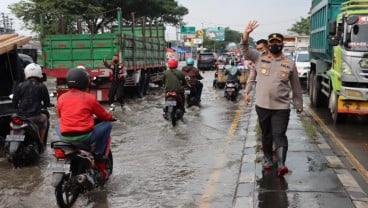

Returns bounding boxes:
[3,0,311,40]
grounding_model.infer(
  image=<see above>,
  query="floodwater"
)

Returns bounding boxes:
[0,65,251,208]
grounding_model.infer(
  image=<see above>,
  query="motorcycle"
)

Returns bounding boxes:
[163,91,184,126]
[224,81,239,101]
[185,85,199,107]
[49,126,113,208]
[4,109,50,167]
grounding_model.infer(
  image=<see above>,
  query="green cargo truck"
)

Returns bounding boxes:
[41,8,166,101]
[308,0,368,123]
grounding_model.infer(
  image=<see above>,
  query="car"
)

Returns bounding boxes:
[295,51,310,79]
[197,52,217,70]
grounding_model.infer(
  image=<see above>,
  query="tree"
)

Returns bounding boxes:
[288,17,310,35]
[8,0,188,35]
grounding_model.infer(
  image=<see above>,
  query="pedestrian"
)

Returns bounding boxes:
[241,20,303,177]
[256,39,269,54]
[163,58,187,113]
[57,67,115,179]
[12,63,52,146]
[103,54,127,111]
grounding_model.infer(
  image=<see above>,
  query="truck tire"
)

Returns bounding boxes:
[309,71,325,108]
[329,91,347,124]
[143,72,149,95]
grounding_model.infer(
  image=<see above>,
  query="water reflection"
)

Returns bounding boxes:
[257,170,289,208]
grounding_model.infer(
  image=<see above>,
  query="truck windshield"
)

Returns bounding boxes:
[296,53,309,62]
[347,16,368,52]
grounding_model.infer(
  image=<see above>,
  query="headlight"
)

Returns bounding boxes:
[341,62,352,75]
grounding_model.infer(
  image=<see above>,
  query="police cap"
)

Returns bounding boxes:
[268,33,284,42]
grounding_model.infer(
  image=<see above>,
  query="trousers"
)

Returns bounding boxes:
[255,106,290,151]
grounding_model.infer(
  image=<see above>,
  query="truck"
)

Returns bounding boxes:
[40,8,166,101]
[0,33,33,141]
[308,0,368,123]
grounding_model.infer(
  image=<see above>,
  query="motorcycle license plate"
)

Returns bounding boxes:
[5,134,25,142]
[166,100,177,106]
[184,90,190,95]
[48,162,70,173]
[226,88,235,92]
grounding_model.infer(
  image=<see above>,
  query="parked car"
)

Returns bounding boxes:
[295,50,310,79]
[197,52,217,70]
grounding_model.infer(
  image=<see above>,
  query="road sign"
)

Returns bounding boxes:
[181,26,196,34]
[197,29,204,36]
[206,27,225,41]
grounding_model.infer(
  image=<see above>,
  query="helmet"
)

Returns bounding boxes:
[186,58,194,66]
[24,63,43,79]
[66,68,90,90]
[167,58,178,69]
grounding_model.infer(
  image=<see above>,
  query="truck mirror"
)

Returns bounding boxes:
[328,36,339,46]
[328,20,337,35]
[346,15,359,25]
[42,73,47,82]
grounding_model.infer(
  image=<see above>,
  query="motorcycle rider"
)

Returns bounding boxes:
[57,67,115,179]
[182,57,203,102]
[163,58,187,114]
[12,63,51,147]
[224,58,241,97]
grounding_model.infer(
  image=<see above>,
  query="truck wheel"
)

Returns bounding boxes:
[143,73,149,95]
[329,91,347,124]
[309,71,324,108]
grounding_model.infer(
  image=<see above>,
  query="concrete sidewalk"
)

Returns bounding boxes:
[233,107,368,208]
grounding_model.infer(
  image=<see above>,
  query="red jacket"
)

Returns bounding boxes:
[57,89,113,134]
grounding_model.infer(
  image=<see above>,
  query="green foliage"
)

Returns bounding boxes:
[8,0,188,35]
[288,16,310,35]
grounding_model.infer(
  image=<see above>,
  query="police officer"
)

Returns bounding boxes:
[240,20,303,177]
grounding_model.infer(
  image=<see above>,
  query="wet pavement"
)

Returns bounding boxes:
[233,101,368,208]
[1,62,368,208]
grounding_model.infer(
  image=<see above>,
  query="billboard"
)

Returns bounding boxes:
[206,27,225,41]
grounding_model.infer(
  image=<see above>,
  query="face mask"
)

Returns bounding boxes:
[258,49,266,55]
[269,44,283,54]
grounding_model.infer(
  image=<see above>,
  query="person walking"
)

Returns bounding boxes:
[241,20,303,177]
[103,54,127,111]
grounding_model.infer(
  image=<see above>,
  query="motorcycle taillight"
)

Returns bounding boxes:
[54,148,66,159]
[11,117,24,125]
[167,92,176,96]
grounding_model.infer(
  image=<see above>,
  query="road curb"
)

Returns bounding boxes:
[233,106,368,208]
[306,108,368,207]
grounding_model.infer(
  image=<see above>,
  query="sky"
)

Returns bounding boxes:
[169,0,311,41]
[2,0,312,41]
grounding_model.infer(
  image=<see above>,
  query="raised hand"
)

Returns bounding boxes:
[244,20,259,34]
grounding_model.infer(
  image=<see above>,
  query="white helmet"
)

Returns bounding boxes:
[24,63,43,79]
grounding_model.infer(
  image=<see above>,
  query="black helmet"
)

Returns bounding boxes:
[66,68,89,90]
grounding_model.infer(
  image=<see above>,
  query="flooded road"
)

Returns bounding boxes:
[0,66,251,208]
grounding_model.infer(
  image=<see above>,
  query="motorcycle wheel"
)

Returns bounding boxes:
[106,150,113,176]
[169,107,177,127]
[55,174,80,208]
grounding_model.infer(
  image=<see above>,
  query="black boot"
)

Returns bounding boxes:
[262,142,273,170]
[276,147,288,176]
